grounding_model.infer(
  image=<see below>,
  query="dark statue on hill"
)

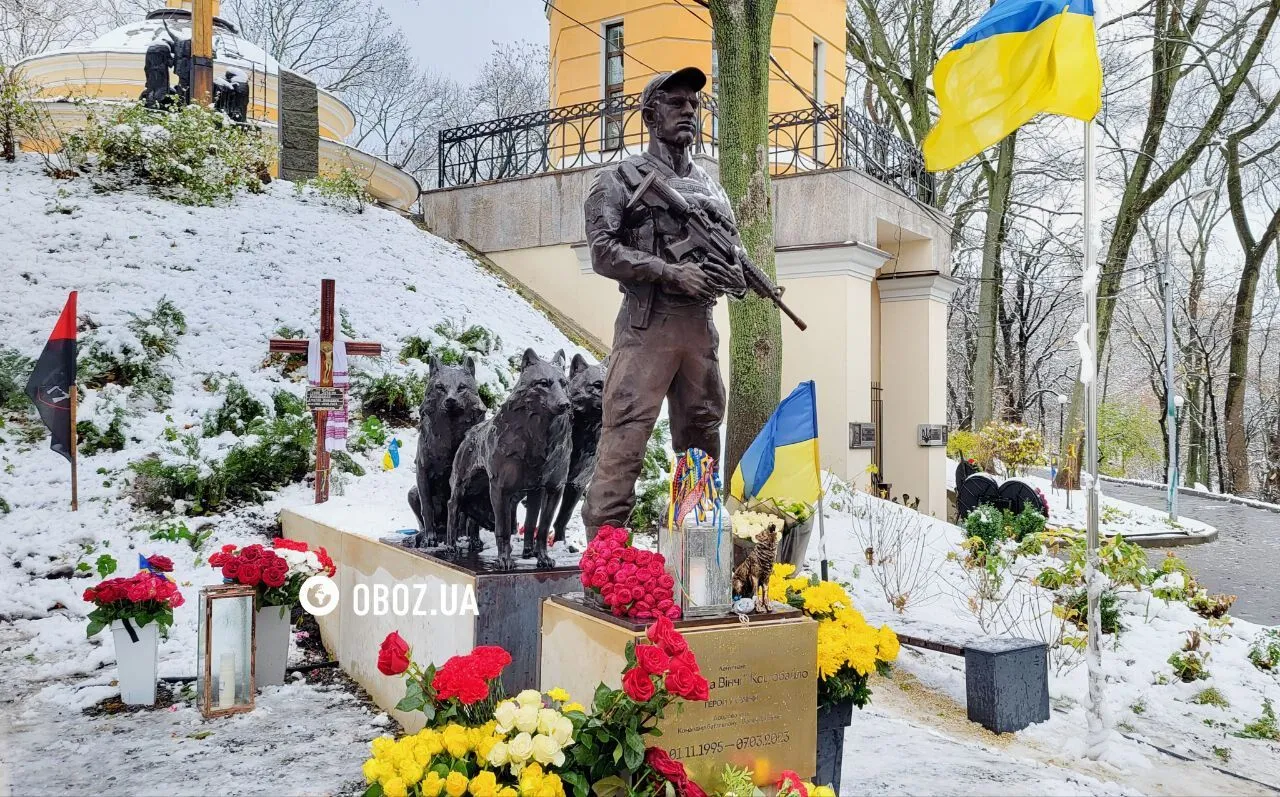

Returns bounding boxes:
[139,22,250,122]
[406,356,486,549]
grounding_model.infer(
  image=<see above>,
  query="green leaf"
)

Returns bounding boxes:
[362,784,384,797]
[624,728,644,755]
[612,744,623,764]
[563,771,590,797]
[623,742,643,772]
[591,776,628,797]
[593,682,612,711]
[95,554,117,578]
[86,619,105,638]
[187,730,213,740]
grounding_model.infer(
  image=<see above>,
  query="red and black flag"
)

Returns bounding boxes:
[25,292,77,462]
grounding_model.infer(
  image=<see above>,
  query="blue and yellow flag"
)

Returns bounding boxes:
[922,0,1102,172]
[729,381,822,505]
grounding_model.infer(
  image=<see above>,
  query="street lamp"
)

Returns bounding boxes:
[1163,188,1213,522]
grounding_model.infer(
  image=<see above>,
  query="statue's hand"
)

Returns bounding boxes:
[664,264,716,301]
[703,256,748,299]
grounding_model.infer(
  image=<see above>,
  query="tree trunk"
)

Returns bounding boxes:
[972,133,1016,428]
[709,0,782,478]
[1223,252,1262,494]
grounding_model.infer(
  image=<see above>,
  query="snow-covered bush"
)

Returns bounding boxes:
[1187,589,1236,620]
[65,102,272,205]
[347,415,389,454]
[1061,586,1124,635]
[964,504,1005,548]
[204,379,267,437]
[352,369,425,426]
[399,320,513,409]
[1248,629,1280,672]
[959,421,1046,475]
[80,298,186,406]
[1236,699,1279,740]
[1168,631,1211,682]
[0,346,33,413]
[130,399,313,514]
[76,410,126,455]
[296,166,370,213]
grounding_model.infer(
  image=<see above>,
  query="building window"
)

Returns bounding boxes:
[710,28,719,140]
[812,39,822,102]
[603,21,624,151]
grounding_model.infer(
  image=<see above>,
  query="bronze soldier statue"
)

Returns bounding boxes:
[580,66,748,538]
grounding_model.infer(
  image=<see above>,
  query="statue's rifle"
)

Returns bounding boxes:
[625,170,808,332]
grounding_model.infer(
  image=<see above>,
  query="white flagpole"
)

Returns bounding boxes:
[1081,119,1107,756]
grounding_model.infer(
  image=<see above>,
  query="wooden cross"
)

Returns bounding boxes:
[269,279,382,503]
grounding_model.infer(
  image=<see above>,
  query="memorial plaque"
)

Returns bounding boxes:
[305,385,345,410]
[917,423,949,447]
[660,619,817,786]
[539,595,817,787]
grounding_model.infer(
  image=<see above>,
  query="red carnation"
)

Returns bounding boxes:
[272,538,308,552]
[470,646,512,680]
[622,666,655,702]
[377,632,411,676]
[145,554,173,573]
[777,772,807,797]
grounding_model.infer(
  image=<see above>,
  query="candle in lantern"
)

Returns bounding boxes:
[688,558,707,605]
[219,651,235,707]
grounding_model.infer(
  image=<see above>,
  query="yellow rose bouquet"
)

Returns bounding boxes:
[766,564,899,708]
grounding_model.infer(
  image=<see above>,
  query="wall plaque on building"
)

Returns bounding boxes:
[849,421,877,449]
[917,424,949,447]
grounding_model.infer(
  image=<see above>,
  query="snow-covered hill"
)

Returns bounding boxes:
[0,155,583,794]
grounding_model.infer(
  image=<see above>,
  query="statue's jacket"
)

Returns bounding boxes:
[584,152,736,330]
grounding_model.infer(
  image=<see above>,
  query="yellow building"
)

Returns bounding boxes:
[547,0,846,113]
[14,0,419,208]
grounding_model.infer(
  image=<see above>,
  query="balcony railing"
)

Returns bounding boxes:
[435,92,936,207]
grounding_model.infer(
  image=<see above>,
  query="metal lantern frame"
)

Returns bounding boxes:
[197,583,257,718]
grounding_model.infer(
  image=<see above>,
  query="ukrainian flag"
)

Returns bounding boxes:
[922,0,1102,172]
[729,381,822,505]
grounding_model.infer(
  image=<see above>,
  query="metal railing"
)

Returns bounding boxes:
[435,92,937,207]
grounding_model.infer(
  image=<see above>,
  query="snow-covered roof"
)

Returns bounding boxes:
[69,16,278,74]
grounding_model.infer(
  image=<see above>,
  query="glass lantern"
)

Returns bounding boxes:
[659,514,734,618]
[197,584,256,718]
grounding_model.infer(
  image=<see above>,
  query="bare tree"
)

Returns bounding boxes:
[345,60,460,187]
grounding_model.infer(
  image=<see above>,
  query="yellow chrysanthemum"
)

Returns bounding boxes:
[547,687,570,703]
[384,778,408,797]
[362,759,380,785]
[469,770,499,797]
[445,770,469,797]
[877,625,900,662]
[420,772,446,797]
[561,702,585,715]
[815,622,849,679]
[371,736,395,757]
[847,637,879,676]
[442,724,471,758]
[801,580,851,616]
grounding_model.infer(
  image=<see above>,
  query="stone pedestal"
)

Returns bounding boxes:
[963,637,1050,734]
[280,509,580,731]
[539,594,817,786]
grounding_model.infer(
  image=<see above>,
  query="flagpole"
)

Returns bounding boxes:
[818,493,829,582]
[69,383,79,512]
[1082,118,1106,755]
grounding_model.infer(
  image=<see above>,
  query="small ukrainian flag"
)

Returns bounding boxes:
[730,381,822,505]
[923,0,1102,172]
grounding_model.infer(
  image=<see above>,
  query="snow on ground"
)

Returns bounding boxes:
[812,482,1279,793]
[0,155,580,795]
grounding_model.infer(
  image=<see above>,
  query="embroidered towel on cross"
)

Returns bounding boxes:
[307,336,350,452]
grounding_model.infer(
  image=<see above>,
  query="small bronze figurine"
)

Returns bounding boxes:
[733,528,779,613]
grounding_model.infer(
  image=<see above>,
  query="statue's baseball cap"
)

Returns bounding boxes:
[640,66,707,109]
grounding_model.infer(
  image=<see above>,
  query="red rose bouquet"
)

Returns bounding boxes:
[568,615,711,787]
[83,565,185,639]
[376,633,512,725]
[579,525,680,620]
[208,539,335,608]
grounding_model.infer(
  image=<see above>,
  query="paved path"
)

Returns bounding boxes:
[1102,482,1280,626]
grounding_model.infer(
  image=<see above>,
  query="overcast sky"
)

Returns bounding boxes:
[380,0,549,83]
